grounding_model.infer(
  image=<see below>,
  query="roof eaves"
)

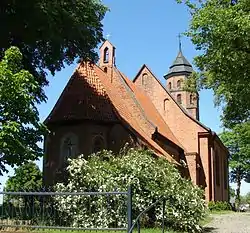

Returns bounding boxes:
[43,64,81,125]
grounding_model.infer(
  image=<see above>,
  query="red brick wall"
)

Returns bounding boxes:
[213,140,229,201]
[134,66,212,199]
[43,122,134,186]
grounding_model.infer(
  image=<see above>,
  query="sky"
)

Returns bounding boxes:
[0,0,249,195]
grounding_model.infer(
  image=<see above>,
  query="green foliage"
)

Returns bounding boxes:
[55,149,206,233]
[0,0,108,102]
[177,0,250,127]
[229,186,236,198]
[5,162,42,191]
[0,47,47,175]
[208,201,232,212]
[219,122,250,203]
[240,192,250,205]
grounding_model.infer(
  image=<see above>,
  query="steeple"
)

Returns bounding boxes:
[164,38,193,80]
[164,39,199,120]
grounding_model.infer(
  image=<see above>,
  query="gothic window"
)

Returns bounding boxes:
[104,47,109,63]
[60,133,78,166]
[177,80,181,89]
[92,135,105,153]
[142,73,148,85]
[168,82,172,90]
[177,94,182,104]
[190,94,194,105]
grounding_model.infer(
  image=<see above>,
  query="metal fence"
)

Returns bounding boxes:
[0,186,132,232]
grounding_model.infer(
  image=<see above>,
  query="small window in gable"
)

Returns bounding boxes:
[168,82,172,90]
[104,47,109,63]
[190,94,194,105]
[93,135,105,153]
[142,73,148,85]
[177,80,181,89]
[104,67,108,73]
[164,98,169,111]
[177,94,182,104]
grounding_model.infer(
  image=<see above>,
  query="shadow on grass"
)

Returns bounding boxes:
[202,226,217,232]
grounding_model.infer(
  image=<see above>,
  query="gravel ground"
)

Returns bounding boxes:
[203,212,250,233]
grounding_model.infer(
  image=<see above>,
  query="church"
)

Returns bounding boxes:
[43,40,229,202]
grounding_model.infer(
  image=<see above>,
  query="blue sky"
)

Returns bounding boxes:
[1,0,249,195]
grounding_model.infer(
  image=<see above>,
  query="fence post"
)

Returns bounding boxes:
[127,185,132,233]
[162,199,165,233]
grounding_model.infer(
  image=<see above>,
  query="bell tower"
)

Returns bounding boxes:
[164,39,199,120]
[99,40,116,79]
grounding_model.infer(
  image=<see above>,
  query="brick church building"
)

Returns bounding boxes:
[43,40,229,202]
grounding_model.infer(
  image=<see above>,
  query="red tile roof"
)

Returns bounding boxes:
[118,71,183,149]
[44,66,118,124]
[46,62,182,164]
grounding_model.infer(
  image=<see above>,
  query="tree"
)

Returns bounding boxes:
[4,162,42,218]
[177,0,250,127]
[0,47,46,176]
[5,162,42,192]
[0,0,108,103]
[219,122,250,204]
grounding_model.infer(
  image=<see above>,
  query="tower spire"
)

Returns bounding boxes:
[178,33,182,52]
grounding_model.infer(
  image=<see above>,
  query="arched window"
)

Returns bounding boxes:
[92,135,105,153]
[60,133,78,166]
[104,47,109,63]
[177,80,181,89]
[164,98,169,111]
[168,82,172,90]
[104,67,108,73]
[142,73,148,85]
[177,94,182,104]
[190,94,194,105]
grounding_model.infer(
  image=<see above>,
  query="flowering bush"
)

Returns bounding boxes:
[54,149,206,232]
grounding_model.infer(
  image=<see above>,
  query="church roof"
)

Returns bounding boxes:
[164,50,193,79]
[45,62,183,165]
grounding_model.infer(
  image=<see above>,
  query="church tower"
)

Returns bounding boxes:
[99,40,116,80]
[164,42,199,120]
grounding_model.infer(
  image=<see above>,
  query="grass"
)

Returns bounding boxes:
[0,228,183,233]
[199,215,213,227]
[209,210,234,215]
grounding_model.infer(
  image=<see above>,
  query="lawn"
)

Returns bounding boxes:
[0,228,183,233]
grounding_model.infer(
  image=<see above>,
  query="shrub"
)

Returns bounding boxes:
[208,201,232,211]
[54,149,206,232]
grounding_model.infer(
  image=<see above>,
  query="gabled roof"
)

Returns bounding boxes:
[164,50,194,79]
[44,65,118,124]
[119,71,184,150]
[92,64,181,164]
[133,64,210,132]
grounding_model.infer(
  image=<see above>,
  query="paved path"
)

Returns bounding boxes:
[204,212,250,233]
